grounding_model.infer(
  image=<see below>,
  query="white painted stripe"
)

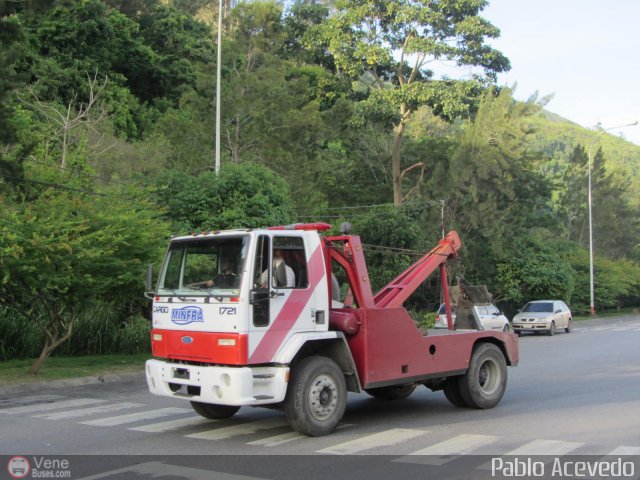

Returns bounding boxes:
[246,431,304,447]
[34,402,144,420]
[395,434,497,465]
[247,423,353,447]
[316,428,427,455]
[76,461,270,480]
[0,394,65,407]
[80,407,190,426]
[0,398,106,415]
[505,439,583,456]
[608,446,640,455]
[477,439,584,471]
[185,417,288,441]
[130,416,215,433]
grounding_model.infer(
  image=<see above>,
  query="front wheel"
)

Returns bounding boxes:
[190,401,240,419]
[458,343,507,409]
[284,356,347,437]
[548,321,556,336]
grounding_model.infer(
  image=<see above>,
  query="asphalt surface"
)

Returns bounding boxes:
[1,315,639,479]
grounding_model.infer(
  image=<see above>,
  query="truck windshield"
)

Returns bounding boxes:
[158,235,249,296]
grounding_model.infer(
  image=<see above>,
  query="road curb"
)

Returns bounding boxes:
[0,370,145,397]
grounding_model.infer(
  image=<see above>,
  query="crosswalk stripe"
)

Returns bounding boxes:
[395,434,498,465]
[247,423,353,447]
[130,416,216,433]
[185,417,288,441]
[80,407,191,427]
[246,431,304,447]
[0,394,65,407]
[75,461,270,480]
[0,398,106,415]
[477,439,583,471]
[316,428,427,455]
[504,439,583,456]
[608,446,640,455]
[34,402,145,420]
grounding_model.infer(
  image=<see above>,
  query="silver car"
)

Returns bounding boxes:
[434,303,510,332]
[512,300,572,336]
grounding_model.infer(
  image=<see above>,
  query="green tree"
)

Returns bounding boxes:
[319,0,510,205]
[496,234,575,308]
[0,188,169,373]
[425,88,554,283]
[154,163,294,233]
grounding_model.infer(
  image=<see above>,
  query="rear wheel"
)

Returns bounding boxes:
[365,384,416,400]
[458,343,507,409]
[565,319,572,333]
[443,378,468,407]
[190,401,240,419]
[284,356,347,437]
[548,321,556,336]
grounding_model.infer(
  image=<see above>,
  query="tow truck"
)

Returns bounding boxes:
[145,223,518,436]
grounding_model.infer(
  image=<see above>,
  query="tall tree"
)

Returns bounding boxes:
[319,0,510,205]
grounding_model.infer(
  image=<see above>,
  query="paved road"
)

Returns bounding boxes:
[1,316,639,479]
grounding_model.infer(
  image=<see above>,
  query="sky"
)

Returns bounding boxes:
[481,0,640,146]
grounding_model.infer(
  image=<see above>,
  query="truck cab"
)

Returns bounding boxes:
[147,225,336,410]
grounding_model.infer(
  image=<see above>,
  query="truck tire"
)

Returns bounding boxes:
[458,343,507,409]
[365,384,416,400]
[190,401,240,419]
[284,356,347,437]
[443,377,468,407]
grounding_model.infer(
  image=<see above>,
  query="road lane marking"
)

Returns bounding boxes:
[503,439,583,456]
[394,433,497,465]
[76,461,269,480]
[80,407,191,426]
[0,398,106,415]
[246,431,304,447]
[478,439,584,470]
[130,416,216,433]
[185,417,288,441]
[316,428,427,455]
[608,446,640,455]
[0,394,65,407]
[34,402,145,420]
[247,424,353,447]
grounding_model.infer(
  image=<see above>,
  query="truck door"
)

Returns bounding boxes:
[248,234,318,364]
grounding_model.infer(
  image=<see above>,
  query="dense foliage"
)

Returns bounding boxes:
[1,0,640,368]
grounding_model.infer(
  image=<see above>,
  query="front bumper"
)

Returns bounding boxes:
[512,322,550,331]
[145,359,289,406]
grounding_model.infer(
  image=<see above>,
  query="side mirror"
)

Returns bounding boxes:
[144,264,155,299]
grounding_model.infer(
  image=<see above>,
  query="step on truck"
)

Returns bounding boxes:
[145,223,519,436]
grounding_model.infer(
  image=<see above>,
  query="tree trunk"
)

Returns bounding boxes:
[30,317,74,375]
[392,122,406,207]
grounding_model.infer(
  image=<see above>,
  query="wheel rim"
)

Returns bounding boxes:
[477,358,501,395]
[308,374,339,421]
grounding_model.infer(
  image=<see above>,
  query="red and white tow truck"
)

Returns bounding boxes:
[145,223,518,436]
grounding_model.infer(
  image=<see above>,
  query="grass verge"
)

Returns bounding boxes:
[0,353,150,386]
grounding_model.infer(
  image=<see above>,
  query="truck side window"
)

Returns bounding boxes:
[273,237,308,289]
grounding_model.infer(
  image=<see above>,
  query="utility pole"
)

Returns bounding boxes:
[214,0,223,175]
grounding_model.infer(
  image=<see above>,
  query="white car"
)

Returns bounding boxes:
[434,303,510,332]
[512,300,572,336]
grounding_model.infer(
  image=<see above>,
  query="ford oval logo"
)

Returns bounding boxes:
[181,336,193,344]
